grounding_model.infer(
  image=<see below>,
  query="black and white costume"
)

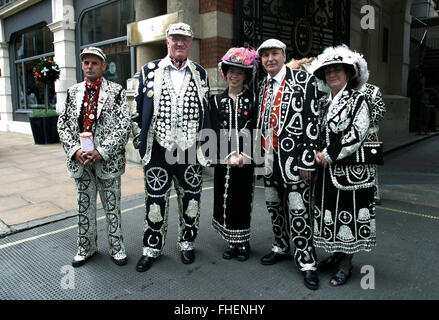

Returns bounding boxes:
[57,78,131,263]
[132,56,210,258]
[210,88,257,244]
[313,86,376,253]
[256,65,320,271]
[309,45,377,255]
[360,83,386,202]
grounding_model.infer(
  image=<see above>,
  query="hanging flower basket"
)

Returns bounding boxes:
[33,58,60,84]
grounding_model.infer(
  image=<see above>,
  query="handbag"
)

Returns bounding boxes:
[336,142,384,165]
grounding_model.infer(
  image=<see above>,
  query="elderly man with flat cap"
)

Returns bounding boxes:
[255,39,320,290]
[57,47,132,267]
[132,22,210,272]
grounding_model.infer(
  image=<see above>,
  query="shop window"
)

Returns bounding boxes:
[80,0,135,45]
[79,0,135,87]
[12,25,56,112]
[15,26,53,59]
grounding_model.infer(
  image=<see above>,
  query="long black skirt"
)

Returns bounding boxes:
[212,164,255,244]
[313,166,376,254]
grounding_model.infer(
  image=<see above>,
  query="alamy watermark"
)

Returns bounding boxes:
[60,265,75,290]
[360,265,375,289]
[162,128,273,176]
[361,5,375,30]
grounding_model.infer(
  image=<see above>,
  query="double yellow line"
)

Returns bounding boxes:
[0,185,437,250]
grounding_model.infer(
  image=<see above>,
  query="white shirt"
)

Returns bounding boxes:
[330,83,348,106]
[267,65,287,98]
[162,55,190,94]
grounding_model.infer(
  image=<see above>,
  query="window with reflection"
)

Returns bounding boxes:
[79,0,135,87]
[13,24,55,111]
[15,26,53,60]
[80,0,135,45]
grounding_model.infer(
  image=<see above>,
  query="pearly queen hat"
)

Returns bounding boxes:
[80,46,107,62]
[257,39,286,56]
[310,44,358,82]
[351,51,370,90]
[219,47,259,83]
[166,22,193,38]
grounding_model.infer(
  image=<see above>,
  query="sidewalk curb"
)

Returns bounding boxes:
[383,132,439,154]
[0,193,145,239]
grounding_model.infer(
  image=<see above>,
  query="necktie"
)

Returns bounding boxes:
[262,78,275,151]
[263,78,275,131]
[83,77,103,132]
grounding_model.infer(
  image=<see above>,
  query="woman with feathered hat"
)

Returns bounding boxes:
[309,45,377,286]
[210,47,258,261]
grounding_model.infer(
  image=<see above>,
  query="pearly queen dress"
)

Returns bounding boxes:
[313,85,377,254]
[210,88,257,244]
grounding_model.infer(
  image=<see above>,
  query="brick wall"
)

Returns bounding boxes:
[199,0,234,14]
[200,37,233,68]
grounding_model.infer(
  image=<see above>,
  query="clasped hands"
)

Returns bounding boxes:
[315,151,329,168]
[227,154,245,168]
[75,149,102,166]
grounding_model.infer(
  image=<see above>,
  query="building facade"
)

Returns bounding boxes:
[0,0,417,161]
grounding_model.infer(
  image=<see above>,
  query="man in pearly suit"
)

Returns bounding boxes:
[256,39,320,290]
[131,23,211,272]
[57,47,132,267]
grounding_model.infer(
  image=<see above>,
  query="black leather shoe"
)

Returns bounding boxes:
[223,244,237,260]
[181,250,195,264]
[136,255,156,272]
[260,251,290,265]
[318,253,343,271]
[303,270,319,290]
[71,251,98,268]
[236,242,250,261]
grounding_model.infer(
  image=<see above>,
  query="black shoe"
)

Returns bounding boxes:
[260,251,290,265]
[71,251,98,268]
[236,242,250,261]
[223,244,237,260]
[317,253,343,271]
[303,270,319,290]
[181,250,195,264]
[136,255,156,272]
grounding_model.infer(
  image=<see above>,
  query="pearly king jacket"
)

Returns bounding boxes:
[209,88,257,164]
[131,58,211,166]
[360,83,386,143]
[319,86,376,190]
[57,78,132,179]
[256,66,319,183]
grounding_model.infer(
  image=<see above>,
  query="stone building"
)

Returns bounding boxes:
[0,0,429,162]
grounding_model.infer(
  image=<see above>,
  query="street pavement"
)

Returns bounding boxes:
[0,131,438,303]
[0,132,144,235]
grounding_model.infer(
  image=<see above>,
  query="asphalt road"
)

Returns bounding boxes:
[0,136,438,306]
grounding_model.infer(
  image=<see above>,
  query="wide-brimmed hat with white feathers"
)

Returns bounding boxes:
[309,44,369,90]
